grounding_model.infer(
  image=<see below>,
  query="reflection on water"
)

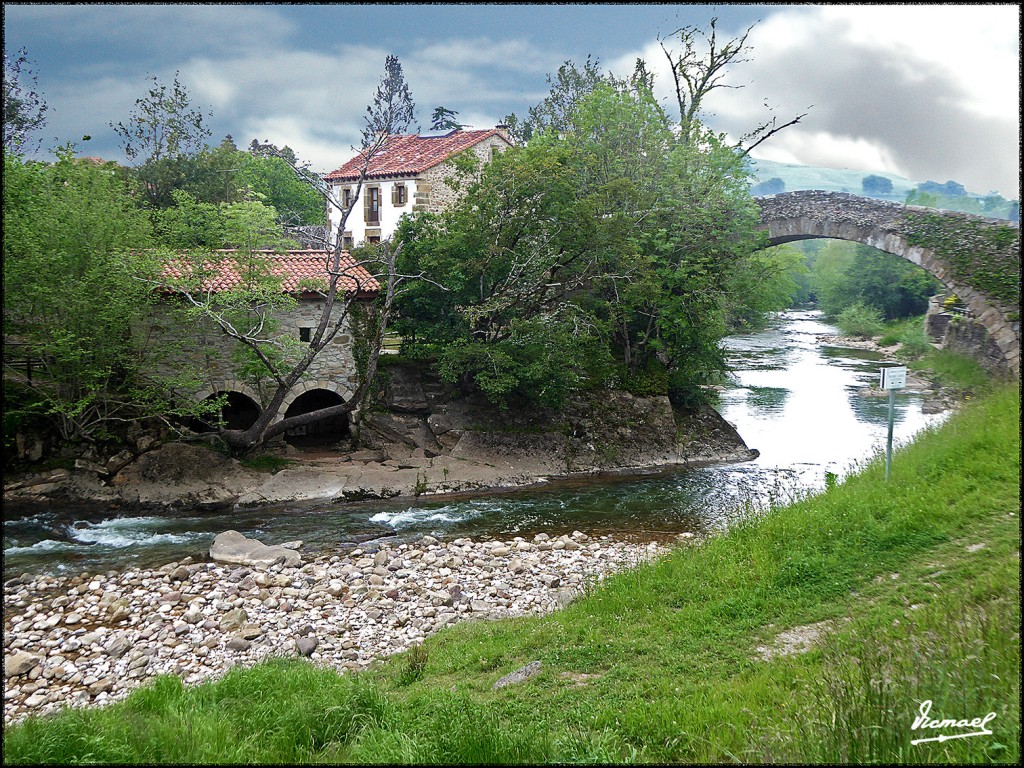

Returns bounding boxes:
[4,310,951,579]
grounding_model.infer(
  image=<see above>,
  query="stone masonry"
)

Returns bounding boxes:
[757,191,1020,376]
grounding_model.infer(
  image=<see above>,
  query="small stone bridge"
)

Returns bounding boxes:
[756,191,1021,376]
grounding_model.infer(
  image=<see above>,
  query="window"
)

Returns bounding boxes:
[299,327,312,343]
[342,233,354,249]
[341,187,352,209]
[367,235,381,244]
[365,186,381,224]
[392,184,407,207]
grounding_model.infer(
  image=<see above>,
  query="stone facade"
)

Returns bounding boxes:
[757,191,1020,376]
[412,135,508,216]
[326,129,511,246]
[156,298,363,423]
[926,296,1010,376]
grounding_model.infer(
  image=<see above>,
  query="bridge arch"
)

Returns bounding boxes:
[755,191,1020,376]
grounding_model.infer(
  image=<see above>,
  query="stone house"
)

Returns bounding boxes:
[323,127,513,247]
[161,249,378,439]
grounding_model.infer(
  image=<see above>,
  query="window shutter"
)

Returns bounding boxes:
[391,185,398,205]
[364,190,371,222]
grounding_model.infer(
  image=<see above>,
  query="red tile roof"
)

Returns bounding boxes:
[324,128,510,181]
[162,250,379,297]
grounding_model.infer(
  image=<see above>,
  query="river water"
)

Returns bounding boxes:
[2,310,950,580]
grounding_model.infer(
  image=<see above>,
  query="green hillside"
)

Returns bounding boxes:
[748,157,917,199]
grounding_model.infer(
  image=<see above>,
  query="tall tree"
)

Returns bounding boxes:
[3,150,209,442]
[111,72,213,207]
[502,56,605,144]
[861,174,893,196]
[659,17,808,153]
[3,48,49,156]
[397,75,763,409]
[430,106,465,131]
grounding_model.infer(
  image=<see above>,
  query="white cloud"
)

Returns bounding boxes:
[748,131,910,178]
[609,4,1020,197]
[412,38,554,75]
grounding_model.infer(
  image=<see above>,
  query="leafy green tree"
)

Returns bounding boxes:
[724,245,806,329]
[502,57,606,144]
[919,179,966,198]
[398,76,763,409]
[111,72,213,207]
[806,241,940,321]
[861,174,893,195]
[842,246,940,319]
[3,150,207,442]
[151,190,294,250]
[235,151,326,227]
[905,188,939,208]
[3,48,48,156]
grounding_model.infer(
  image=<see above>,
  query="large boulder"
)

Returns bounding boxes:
[385,367,430,413]
[209,530,302,568]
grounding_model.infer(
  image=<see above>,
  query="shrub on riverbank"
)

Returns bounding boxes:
[4,385,1019,764]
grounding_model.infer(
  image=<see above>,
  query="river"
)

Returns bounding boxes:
[2,310,950,580]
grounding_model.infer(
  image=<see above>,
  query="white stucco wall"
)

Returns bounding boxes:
[328,178,415,246]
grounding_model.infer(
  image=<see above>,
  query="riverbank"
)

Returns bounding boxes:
[5,383,1019,764]
[2,531,671,726]
[3,397,758,512]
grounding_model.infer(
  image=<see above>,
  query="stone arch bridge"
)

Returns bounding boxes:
[755,191,1020,376]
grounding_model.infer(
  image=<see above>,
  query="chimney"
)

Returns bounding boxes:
[495,123,510,142]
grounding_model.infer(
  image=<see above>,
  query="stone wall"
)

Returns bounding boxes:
[757,191,1020,376]
[926,296,1011,376]
[413,135,509,215]
[154,298,362,417]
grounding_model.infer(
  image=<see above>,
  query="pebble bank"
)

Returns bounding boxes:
[3,531,676,726]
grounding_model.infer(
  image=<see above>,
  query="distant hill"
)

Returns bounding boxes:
[747,158,916,200]
[747,158,1018,221]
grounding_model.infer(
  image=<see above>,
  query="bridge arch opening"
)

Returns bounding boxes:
[755,191,1020,376]
[774,239,943,322]
[283,388,350,446]
[190,390,261,432]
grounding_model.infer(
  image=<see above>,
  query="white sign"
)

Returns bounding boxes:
[880,366,908,390]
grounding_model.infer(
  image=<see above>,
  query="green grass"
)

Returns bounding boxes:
[909,348,995,393]
[238,454,294,473]
[878,315,933,358]
[5,385,1020,764]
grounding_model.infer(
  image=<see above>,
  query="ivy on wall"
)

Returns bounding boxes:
[902,210,1021,308]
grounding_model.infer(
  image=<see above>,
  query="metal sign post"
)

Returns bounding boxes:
[879,366,908,480]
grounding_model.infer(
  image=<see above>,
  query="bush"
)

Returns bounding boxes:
[836,302,884,338]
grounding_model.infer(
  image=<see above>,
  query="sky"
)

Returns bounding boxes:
[3,2,1020,197]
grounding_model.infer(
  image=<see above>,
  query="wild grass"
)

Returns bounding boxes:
[878,314,933,358]
[4,384,1019,764]
[238,454,294,473]
[910,348,995,392]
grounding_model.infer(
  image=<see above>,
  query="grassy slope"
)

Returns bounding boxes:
[4,385,1020,765]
